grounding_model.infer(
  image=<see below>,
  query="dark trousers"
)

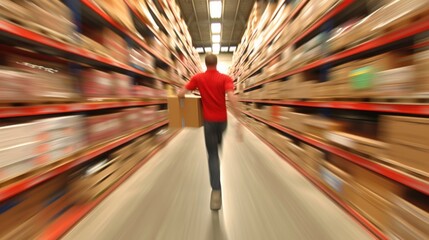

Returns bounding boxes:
[203,121,227,190]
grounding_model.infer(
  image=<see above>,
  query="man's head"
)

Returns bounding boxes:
[205,54,217,68]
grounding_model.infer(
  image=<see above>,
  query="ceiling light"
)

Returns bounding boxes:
[210,1,222,19]
[229,46,237,52]
[220,46,229,52]
[196,47,204,53]
[212,43,220,52]
[212,34,221,43]
[204,47,212,52]
[211,23,221,34]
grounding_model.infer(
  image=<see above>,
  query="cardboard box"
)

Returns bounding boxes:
[389,217,428,240]
[346,182,393,231]
[319,161,352,200]
[392,194,429,237]
[0,176,66,237]
[349,163,405,198]
[168,96,203,128]
[389,143,429,174]
[380,115,429,149]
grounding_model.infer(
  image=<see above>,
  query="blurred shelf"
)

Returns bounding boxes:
[124,0,193,73]
[81,0,174,69]
[238,0,310,79]
[241,110,429,195]
[0,120,168,202]
[240,0,355,78]
[38,129,179,240]
[239,118,387,240]
[244,17,429,90]
[240,99,429,116]
[0,100,167,119]
[0,20,181,87]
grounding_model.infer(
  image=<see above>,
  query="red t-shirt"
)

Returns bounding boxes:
[185,69,234,122]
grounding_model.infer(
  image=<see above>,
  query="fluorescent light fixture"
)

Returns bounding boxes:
[229,46,237,52]
[220,46,229,52]
[212,43,220,52]
[196,47,204,53]
[204,47,212,52]
[211,23,221,33]
[212,34,221,43]
[210,1,222,19]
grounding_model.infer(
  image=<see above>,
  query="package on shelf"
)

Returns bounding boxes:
[92,0,135,31]
[266,129,291,156]
[69,157,120,203]
[0,0,28,21]
[34,115,85,163]
[0,68,37,101]
[127,0,156,29]
[300,143,325,175]
[129,48,155,72]
[14,0,76,42]
[269,106,292,123]
[2,54,79,101]
[0,176,68,238]
[147,37,170,61]
[319,160,353,199]
[81,69,114,98]
[284,141,306,165]
[78,34,110,58]
[346,179,394,231]
[83,27,128,63]
[86,112,124,144]
[348,51,413,97]
[304,117,347,140]
[374,66,416,96]
[112,73,132,97]
[327,19,363,52]
[390,193,429,239]
[140,105,161,125]
[280,112,309,133]
[326,131,387,159]
[414,48,429,93]
[380,115,429,174]
[120,108,143,132]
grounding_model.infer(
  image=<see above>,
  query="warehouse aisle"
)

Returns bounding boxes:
[64,116,373,240]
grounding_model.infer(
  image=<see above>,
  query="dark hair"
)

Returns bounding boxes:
[205,54,217,67]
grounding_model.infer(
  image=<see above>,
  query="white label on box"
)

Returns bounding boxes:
[326,132,355,148]
[321,167,343,193]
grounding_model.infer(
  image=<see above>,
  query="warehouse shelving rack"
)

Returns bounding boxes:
[232,0,429,239]
[238,117,387,240]
[0,120,169,202]
[37,129,180,240]
[241,110,429,195]
[240,99,429,116]
[0,0,200,237]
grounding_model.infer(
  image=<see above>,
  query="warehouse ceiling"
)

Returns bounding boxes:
[176,0,256,53]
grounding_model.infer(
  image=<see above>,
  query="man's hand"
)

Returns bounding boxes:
[177,86,188,98]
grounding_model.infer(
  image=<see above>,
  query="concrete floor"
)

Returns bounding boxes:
[64,117,373,240]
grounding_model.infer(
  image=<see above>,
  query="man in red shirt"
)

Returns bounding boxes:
[178,54,241,211]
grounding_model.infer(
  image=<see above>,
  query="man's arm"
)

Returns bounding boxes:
[177,85,189,98]
[227,91,241,121]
